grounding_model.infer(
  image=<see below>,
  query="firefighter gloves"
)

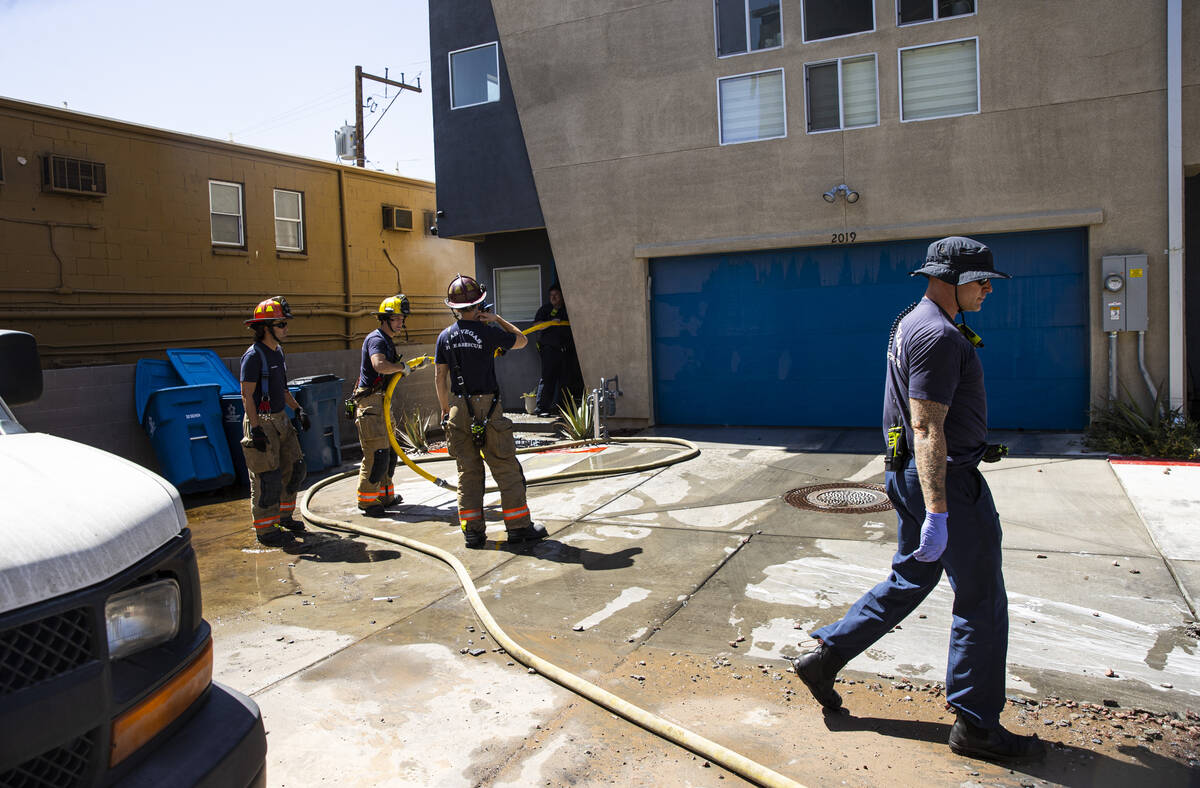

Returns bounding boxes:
[250,426,268,452]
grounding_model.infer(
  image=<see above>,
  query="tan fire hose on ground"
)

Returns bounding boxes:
[298,362,807,788]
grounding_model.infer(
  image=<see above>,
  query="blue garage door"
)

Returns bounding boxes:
[651,228,1089,429]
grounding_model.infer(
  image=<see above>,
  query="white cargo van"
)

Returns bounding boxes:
[0,330,267,787]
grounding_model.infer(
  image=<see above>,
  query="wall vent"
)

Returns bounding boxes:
[41,154,107,196]
[382,205,413,231]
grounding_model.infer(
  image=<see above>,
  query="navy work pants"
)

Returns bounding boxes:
[812,461,1009,727]
[535,345,569,413]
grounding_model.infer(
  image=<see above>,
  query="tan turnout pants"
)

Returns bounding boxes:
[446,394,533,535]
[240,410,305,535]
[353,390,396,509]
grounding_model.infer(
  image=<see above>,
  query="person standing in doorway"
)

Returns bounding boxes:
[240,297,309,547]
[435,274,547,549]
[791,237,1045,762]
[532,282,575,416]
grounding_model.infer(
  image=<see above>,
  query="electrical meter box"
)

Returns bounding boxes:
[1100,254,1148,332]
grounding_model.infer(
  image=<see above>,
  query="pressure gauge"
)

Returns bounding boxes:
[1104,274,1124,292]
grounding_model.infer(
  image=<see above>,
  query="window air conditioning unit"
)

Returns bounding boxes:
[382,205,413,231]
[41,154,107,196]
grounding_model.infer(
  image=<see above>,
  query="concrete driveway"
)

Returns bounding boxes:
[189,427,1200,787]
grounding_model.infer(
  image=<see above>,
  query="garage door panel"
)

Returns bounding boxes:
[651,228,1088,429]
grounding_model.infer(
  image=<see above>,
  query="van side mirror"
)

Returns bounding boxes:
[0,331,44,405]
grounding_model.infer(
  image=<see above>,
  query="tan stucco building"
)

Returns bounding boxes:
[0,96,471,368]
[429,0,1199,429]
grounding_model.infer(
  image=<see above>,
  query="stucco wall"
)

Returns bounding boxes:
[484,0,1199,423]
[0,97,473,367]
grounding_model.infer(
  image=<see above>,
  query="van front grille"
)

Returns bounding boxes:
[0,608,95,695]
[0,731,95,788]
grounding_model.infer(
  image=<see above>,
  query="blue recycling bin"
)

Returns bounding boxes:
[221,388,302,486]
[143,383,234,493]
[288,375,344,473]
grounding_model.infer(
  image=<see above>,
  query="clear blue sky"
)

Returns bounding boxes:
[0,0,436,181]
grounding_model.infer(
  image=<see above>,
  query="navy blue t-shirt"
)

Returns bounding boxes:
[882,298,988,466]
[357,328,399,389]
[435,320,516,395]
[533,302,572,350]
[240,343,288,414]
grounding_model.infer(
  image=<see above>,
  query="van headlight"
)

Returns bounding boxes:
[105,579,181,660]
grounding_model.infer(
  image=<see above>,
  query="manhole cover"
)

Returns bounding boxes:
[783,483,893,514]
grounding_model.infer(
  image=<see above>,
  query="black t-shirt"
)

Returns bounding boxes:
[882,298,988,466]
[357,328,399,389]
[534,302,572,350]
[435,320,517,395]
[240,343,288,414]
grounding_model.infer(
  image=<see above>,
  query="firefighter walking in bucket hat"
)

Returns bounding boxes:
[434,275,547,548]
[792,237,1045,762]
[240,297,309,547]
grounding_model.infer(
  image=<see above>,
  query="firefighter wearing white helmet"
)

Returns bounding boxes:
[434,275,546,548]
[350,294,415,516]
[239,297,309,547]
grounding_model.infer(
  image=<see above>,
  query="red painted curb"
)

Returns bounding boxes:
[1108,456,1200,467]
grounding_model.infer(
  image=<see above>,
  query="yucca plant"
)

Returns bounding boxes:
[398,409,433,454]
[556,390,594,441]
[1084,388,1200,461]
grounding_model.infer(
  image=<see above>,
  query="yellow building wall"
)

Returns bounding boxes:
[0,97,472,367]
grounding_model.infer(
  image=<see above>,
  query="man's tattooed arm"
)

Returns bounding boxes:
[910,397,949,513]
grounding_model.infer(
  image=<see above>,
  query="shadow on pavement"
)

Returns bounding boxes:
[493,539,642,571]
[823,713,1199,787]
[278,529,402,564]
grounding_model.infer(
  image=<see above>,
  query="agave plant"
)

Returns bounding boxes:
[398,409,433,454]
[555,390,594,441]
[1084,387,1200,461]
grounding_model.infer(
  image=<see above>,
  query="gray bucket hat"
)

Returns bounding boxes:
[911,236,1011,285]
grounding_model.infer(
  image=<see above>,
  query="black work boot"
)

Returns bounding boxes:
[464,529,487,549]
[949,715,1046,762]
[360,504,387,518]
[279,516,306,533]
[255,525,294,548]
[506,524,548,544]
[381,493,403,507]
[791,643,846,711]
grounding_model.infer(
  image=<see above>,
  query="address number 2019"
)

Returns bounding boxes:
[831,232,857,244]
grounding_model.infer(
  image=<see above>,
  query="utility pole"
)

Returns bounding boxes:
[354,66,422,168]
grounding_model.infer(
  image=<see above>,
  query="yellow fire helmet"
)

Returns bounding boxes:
[378,294,411,319]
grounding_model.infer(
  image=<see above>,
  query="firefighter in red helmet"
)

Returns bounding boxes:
[434,275,546,548]
[240,297,309,546]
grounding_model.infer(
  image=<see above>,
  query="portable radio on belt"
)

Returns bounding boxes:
[884,424,909,471]
[470,419,487,449]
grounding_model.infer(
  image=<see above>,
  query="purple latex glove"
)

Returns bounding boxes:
[913,511,948,562]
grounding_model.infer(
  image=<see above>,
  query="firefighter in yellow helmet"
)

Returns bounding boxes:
[434,275,546,548]
[350,295,413,516]
[239,297,309,547]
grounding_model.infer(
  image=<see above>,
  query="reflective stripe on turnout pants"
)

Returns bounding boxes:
[446,394,532,533]
[811,461,1009,728]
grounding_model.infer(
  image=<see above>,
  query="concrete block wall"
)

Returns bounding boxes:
[10,344,444,480]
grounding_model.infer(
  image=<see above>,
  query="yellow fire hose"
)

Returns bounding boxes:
[297,361,808,788]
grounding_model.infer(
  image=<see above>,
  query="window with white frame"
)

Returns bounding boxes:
[898,0,974,26]
[209,180,244,247]
[493,265,541,322]
[450,42,500,109]
[802,0,874,42]
[806,54,878,132]
[715,0,782,57]
[274,189,304,252]
[899,38,979,121]
[718,69,786,145]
